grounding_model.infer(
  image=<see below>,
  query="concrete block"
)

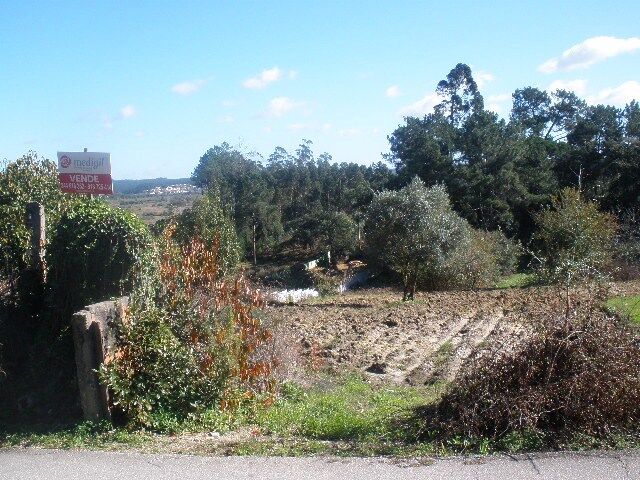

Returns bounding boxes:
[71,297,128,422]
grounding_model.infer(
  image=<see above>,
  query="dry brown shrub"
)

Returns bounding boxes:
[417,287,640,441]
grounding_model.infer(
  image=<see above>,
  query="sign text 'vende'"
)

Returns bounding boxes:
[57,152,113,195]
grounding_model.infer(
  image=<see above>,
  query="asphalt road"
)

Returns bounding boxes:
[1,448,640,480]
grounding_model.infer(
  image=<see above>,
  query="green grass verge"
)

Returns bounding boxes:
[3,375,640,457]
[606,295,640,324]
[495,272,538,289]
[256,376,444,442]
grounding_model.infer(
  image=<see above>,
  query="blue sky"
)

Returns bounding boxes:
[1,1,639,179]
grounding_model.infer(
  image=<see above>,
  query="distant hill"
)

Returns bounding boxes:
[113,177,193,195]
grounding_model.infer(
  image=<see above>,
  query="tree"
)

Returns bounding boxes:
[173,194,241,276]
[318,211,357,260]
[511,87,552,137]
[364,178,472,300]
[435,63,484,127]
[386,113,456,186]
[533,188,617,286]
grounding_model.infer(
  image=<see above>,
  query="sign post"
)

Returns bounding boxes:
[57,151,113,195]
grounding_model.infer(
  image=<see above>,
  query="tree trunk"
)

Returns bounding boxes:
[252,223,257,266]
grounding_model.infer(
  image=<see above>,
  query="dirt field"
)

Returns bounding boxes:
[266,281,640,385]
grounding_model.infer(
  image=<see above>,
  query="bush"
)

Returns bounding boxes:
[47,200,153,324]
[101,228,276,429]
[0,152,72,289]
[365,178,502,298]
[171,194,241,276]
[533,188,617,285]
[417,291,640,443]
[612,208,640,280]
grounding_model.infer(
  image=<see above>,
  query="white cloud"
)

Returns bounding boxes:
[120,105,136,119]
[338,128,360,138]
[486,94,511,114]
[134,131,145,138]
[398,93,444,116]
[539,36,640,73]
[475,71,494,89]
[243,67,283,89]
[218,115,235,124]
[288,70,299,80]
[265,97,305,117]
[548,79,588,96]
[386,85,402,98]
[587,81,640,106]
[288,123,308,131]
[171,79,207,95]
[321,123,332,132]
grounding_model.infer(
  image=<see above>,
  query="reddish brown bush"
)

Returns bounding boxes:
[417,289,640,441]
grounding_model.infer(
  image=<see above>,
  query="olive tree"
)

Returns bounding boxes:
[364,178,473,299]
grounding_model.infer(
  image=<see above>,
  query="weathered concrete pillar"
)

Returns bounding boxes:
[71,297,128,422]
[25,202,46,283]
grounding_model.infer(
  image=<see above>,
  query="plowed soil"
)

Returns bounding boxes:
[266,281,640,385]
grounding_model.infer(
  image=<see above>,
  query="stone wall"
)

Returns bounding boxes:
[71,297,127,422]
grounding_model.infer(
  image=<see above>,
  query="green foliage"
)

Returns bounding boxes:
[606,295,640,325]
[365,178,500,296]
[258,376,439,442]
[315,211,358,258]
[47,199,153,321]
[495,272,537,289]
[0,152,72,281]
[191,141,395,260]
[533,188,617,284]
[102,232,275,430]
[172,194,241,276]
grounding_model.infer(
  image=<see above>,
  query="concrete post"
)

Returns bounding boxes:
[71,297,128,422]
[25,202,46,283]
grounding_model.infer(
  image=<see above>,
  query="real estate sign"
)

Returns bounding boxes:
[57,151,113,195]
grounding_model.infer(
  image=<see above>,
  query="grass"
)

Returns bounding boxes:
[3,375,640,457]
[256,376,444,442]
[495,272,538,289]
[0,420,152,450]
[606,295,640,325]
[432,341,454,368]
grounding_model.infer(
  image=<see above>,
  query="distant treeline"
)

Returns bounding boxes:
[186,63,639,261]
[113,177,193,195]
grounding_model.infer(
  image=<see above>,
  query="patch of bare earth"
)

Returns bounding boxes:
[266,281,640,385]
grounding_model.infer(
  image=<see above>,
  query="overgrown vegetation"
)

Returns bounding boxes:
[415,290,640,448]
[0,152,72,295]
[101,225,276,430]
[533,188,617,285]
[365,178,513,299]
[47,200,153,325]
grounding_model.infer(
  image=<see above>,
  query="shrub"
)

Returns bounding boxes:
[365,178,502,298]
[47,200,153,324]
[171,194,241,276]
[416,290,640,443]
[612,208,640,280]
[0,152,72,289]
[533,188,617,285]
[101,227,276,429]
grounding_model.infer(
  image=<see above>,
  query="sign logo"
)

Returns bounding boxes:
[60,155,71,168]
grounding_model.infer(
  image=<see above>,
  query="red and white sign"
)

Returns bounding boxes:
[57,152,113,195]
